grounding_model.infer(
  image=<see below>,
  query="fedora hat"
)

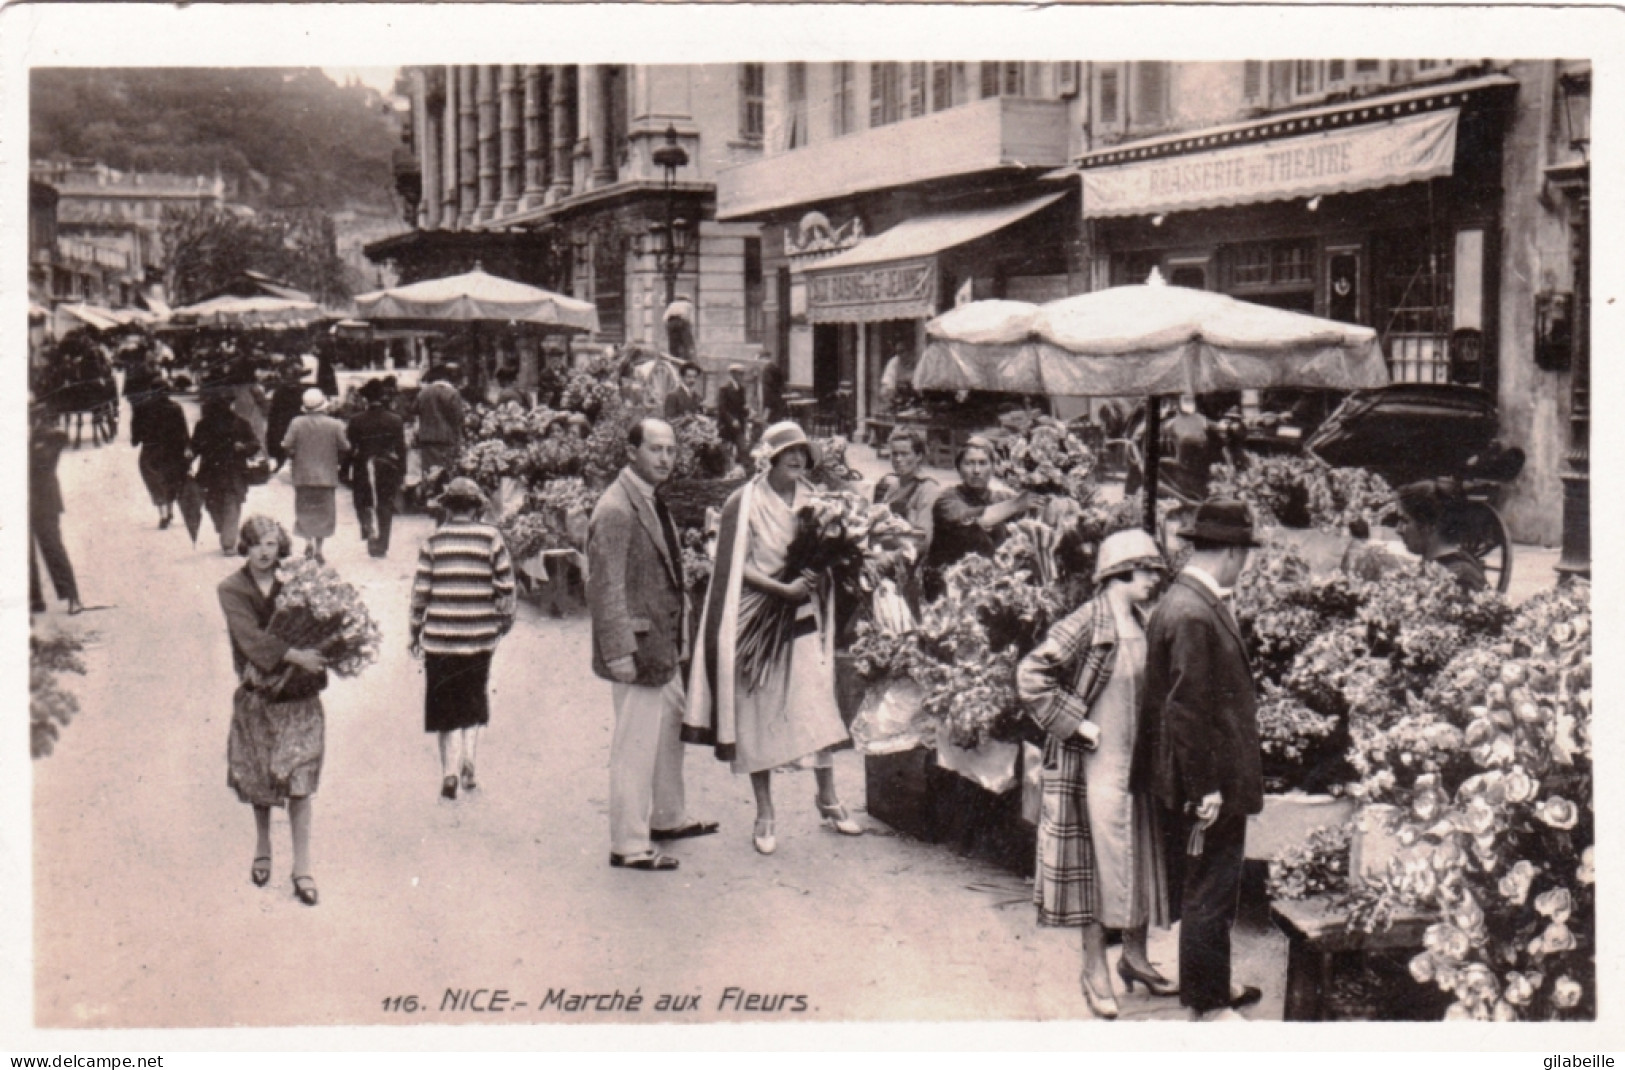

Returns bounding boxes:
[1177,498,1261,548]
[1093,528,1168,583]
[300,388,327,412]
[760,420,819,467]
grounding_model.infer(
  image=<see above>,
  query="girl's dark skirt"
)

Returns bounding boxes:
[424,651,493,733]
[227,686,324,807]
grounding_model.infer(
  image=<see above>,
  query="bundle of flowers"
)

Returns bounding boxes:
[670,413,731,480]
[475,401,537,443]
[243,558,383,695]
[559,369,622,419]
[31,629,88,759]
[524,428,589,482]
[1362,582,1591,1021]
[992,417,1097,502]
[581,405,640,489]
[679,525,714,595]
[734,489,912,690]
[1210,454,1394,532]
[499,511,564,563]
[810,436,861,487]
[1267,823,1353,901]
[499,478,597,559]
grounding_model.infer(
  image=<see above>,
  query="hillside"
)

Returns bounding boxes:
[31,67,403,214]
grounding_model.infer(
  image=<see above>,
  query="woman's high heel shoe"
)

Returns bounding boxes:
[753,818,777,855]
[1118,957,1179,997]
[292,874,319,907]
[1080,971,1120,1020]
[816,798,863,836]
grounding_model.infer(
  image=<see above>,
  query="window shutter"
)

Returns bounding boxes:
[1242,60,1263,103]
[931,61,953,111]
[909,62,927,117]
[1326,60,1347,86]
[870,62,885,127]
[1132,62,1168,126]
[1098,65,1120,126]
[981,63,1000,99]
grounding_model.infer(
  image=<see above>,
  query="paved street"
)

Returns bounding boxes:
[34,397,1289,1031]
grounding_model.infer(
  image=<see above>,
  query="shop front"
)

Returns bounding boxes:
[796,190,1072,435]
[1078,75,1516,395]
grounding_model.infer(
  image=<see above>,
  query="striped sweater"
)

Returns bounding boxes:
[409,519,517,655]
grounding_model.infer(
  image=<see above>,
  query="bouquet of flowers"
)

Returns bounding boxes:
[679,525,714,596]
[671,413,730,480]
[500,478,597,558]
[992,418,1096,502]
[475,401,536,443]
[1210,454,1394,532]
[560,368,622,419]
[459,439,526,490]
[243,557,383,700]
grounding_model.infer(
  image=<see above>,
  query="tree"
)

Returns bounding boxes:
[162,205,352,307]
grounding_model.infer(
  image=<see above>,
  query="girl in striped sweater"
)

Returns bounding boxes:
[409,478,516,799]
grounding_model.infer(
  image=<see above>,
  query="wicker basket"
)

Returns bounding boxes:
[662,476,748,529]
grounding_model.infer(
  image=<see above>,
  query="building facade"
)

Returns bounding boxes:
[720,59,1587,547]
[717,62,1088,430]
[369,64,770,375]
[30,159,227,308]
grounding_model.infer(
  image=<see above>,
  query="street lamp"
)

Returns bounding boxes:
[650,125,692,307]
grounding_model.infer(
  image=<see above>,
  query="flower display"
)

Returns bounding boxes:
[669,413,730,480]
[1209,453,1394,532]
[498,478,597,559]
[31,629,89,759]
[990,417,1096,503]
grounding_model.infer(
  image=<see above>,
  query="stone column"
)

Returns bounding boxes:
[521,65,547,210]
[457,66,479,229]
[550,65,574,201]
[498,65,521,215]
[420,72,442,230]
[588,65,615,188]
[476,65,499,223]
[441,65,460,226]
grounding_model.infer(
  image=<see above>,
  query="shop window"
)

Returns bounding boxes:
[833,62,856,136]
[1225,239,1316,312]
[1375,230,1454,384]
[745,236,765,346]
[1132,62,1170,128]
[786,63,808,149]
[739,64,765,140]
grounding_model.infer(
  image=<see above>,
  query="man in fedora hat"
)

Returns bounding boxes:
[347,378,407,558]
[1135,498,1264,1021]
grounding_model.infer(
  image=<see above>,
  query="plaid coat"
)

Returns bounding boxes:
[1016,596,1119,927]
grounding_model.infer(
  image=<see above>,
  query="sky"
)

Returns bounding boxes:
[322,66,401,98]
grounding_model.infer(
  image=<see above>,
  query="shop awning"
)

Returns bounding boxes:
[1074,73,1516,220]
[803,192,1065,324]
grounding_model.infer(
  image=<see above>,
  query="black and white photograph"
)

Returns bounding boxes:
[3,1,1619,1055]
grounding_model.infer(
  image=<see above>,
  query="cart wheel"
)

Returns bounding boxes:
[1457,500,1513,594]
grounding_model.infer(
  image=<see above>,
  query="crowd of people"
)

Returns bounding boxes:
[31,334,1496,1020]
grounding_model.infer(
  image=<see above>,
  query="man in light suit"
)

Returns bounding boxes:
[586,418,717,871]
[1136,499,1264,1021]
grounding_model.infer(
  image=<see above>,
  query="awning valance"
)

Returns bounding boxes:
[1082,106,1460,220]
[804,192,1064,324]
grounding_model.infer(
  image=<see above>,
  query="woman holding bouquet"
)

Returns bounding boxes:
[1016,528,1174,1018]
[218,516,329,907]
[683,421,862,855]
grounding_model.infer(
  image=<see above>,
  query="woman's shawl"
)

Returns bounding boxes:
[681,473,830,761]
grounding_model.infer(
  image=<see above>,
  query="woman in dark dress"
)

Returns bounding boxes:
[218,516,329,906]
[130,383,191,530]
[191,392,260,555]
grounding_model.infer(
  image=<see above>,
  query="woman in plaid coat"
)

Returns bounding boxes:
[1017,528,1174,1019]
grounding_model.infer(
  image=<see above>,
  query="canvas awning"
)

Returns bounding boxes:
[802,192,1065,324]
[1074,73,1516,220]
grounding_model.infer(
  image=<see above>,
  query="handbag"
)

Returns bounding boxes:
[243,451,273,486]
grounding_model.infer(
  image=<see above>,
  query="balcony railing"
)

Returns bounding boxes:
[717,96,1070,219]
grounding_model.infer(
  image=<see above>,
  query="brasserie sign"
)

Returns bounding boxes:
[807,257,938,323]
[1083,107,1459,219]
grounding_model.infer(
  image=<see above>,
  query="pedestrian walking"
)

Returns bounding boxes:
[266,361,307,473]
[281,388,350,564]
[586,418,716,872]
[414,363,467,479]
[683,421,861,857]
[347,379,407,558]
[129,382,191,530]
[218,515,329,907]
[1136,498,1265,1021]
[408,478,516,800]
[29,397,84,615]
[229,358,271,451]
[190,390,261,556]
[716,363,751,466]
[1017,528,1175,1020]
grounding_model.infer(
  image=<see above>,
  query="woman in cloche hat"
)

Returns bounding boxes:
[683,421,862,856]
[1017,527,1176,1019]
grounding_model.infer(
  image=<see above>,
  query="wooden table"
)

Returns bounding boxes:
[1271,895,1434,1021]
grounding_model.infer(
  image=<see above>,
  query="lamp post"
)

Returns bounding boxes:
[650,125,693,308]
